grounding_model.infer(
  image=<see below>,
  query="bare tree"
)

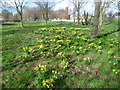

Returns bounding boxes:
[72,7,76,24]
[72,0,87,25]
[91,0,102,40]
[13,13,20,20]
[0,0,13,22]
[107,11,115,23]
[13,0,28,27]
[0,0,11,11]
[82,10,89,25]
[23,7,41,21]
[1,9,13,22]
[99,0,114,26]
[1,0,28,26]
[34,0,54,25]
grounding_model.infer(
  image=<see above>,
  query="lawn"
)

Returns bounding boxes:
[2,20,120,88]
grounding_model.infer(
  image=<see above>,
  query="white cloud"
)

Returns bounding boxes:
[53,0,74,10]
[53,0,94,14]
[53,0,118,15]
[1,0,118,14]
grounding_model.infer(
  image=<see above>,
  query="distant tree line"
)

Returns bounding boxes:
[0,0,118,39]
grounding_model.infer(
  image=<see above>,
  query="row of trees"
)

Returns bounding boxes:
[1,7,69,21]
[0,0,118,39]
[1,0,71,26]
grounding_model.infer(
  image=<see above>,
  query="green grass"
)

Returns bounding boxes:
[2,20,119,88]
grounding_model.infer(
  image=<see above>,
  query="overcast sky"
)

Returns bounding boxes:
[0,0,118,14]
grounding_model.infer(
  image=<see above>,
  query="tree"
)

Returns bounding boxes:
[34,0,54,25]
[91,0,102,40]
[107,11,115,23]
[1,9,13,22]
[12,0,28,27]
[73,7,76,24]
[1,0,27,27]
[13,13,20,20]
[82,10,89,25]
[0,0,13,22]
[23,7,41,21]
[71,0,87,25]
[99,0,114,26]
[0,0,11,11]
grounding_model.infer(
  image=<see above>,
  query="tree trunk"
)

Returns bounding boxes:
[89,15,93,25]
[73,12,76,24]
[77,2,80,25]
[45,2,49,25]
[77,10,80,25]
[45,11,48,25]
[91,1,102,40]
[60,19,62,24]
[19,13,24,27]
[84,11,89,25]
[99,10,104,27]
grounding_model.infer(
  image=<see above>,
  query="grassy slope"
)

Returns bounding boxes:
[2,20,119,88]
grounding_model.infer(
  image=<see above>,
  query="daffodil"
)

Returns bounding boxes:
[52,70,55,73]
[57,40,63,43]
[97,46,102,49]
[38,45,44,49]
[38,40,43,43]
[55,45,61,49]
[98,50,101,52]
[58,52,63,55]
[55,35,61,38]
[115,72,118,74]
[108,50,113,54]
[29,47,35,52]
[34,66,39,70]
[113,56,117,58]
[70,46,76,48]
[112,69,115,72]
[66,40,71,43]
[79,47,82,49]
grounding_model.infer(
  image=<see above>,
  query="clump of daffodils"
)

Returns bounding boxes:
[39,28,47,30]
[112,69,120,74]
[89,43,97,47]
[97,46,102,49]
[34,64,47,72]
[66,40,71,43]
[75,28,81,30]
[29,47,35,53]
[57,40,63,43]
[57,52,65,57]
[42,79,54,88]
[38,45,44,49]
[83,57,91,61]
[59,60,69,69]
[61,27,66,29]
[23,47,28,51]
[79,47,82,50]
[108,50,113,54]
[23,47,35,53]
[34,64,62,88]
[82,37,88,41]
[70,46,76,49]
[113,56,120,61]
[55,35,61,38]
[37,40,43,43]
[55,45,61,49]
[56,30,65,32]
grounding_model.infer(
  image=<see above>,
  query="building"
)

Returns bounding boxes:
[54,7,70,20]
